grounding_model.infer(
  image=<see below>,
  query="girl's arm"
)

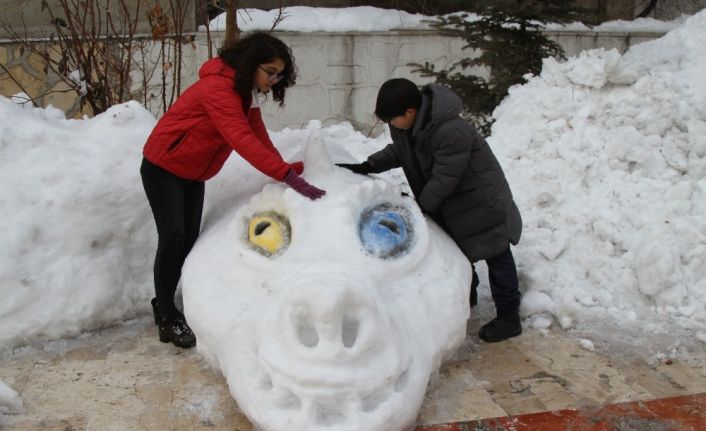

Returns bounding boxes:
[200,75,292,181]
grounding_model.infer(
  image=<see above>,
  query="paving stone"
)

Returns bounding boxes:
[1,318,704,430]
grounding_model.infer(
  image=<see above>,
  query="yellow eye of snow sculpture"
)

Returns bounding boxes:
[247,213,290,256]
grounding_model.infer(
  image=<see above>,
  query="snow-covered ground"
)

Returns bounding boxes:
[1,5,705,417]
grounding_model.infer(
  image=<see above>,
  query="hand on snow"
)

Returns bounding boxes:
[336,162,374,175]
[283,170,326,200]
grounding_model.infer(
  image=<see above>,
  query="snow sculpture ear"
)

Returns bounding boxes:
[303,129,333,175]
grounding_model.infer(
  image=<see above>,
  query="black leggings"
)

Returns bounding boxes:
[140,158,204,319]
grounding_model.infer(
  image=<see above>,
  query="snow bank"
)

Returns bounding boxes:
[0,99,156,347]
[490,10,706,340]
[206,6,686,33]
[0,380,23,414]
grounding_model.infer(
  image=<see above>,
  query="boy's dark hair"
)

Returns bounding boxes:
[219,32,297,108]
[374,78,422,122]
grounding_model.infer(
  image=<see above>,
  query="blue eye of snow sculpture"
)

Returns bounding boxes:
[359,204,413,259]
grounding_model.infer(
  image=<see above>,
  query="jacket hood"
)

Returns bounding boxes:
[413,84,463,137]
[199,57,235,79]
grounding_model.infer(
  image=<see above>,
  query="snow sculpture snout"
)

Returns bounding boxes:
[182,131,472,431]
[271,279,389,358]
[261,277,409,387]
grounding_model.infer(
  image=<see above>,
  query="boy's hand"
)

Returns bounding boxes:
[336,162,374,175]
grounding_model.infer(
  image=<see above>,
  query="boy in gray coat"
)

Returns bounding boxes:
[338,78,523,342]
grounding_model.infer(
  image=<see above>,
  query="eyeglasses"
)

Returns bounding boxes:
[258,66,284,84]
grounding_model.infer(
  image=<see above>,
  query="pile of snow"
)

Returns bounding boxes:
[0,380,23,414]
[546,14,692,32]
[206,6,442,32]
[0,99,157,348]
[205,6,688,33]
[490,10,706,342]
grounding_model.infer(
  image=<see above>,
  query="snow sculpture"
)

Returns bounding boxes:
[182,131,472,431]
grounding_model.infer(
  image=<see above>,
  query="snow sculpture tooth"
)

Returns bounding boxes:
[361,387,392,413]
[304,129,333,176]
[313,396,347,426]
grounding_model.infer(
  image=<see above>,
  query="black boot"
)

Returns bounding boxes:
[470,268,479,308]
[151,298,196,348]
[151,297,185,324]
[479,314,522,343]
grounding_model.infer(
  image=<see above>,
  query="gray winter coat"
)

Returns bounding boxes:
[367,84,522,262]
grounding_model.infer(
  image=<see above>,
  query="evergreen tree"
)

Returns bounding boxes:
[412,0,588,136]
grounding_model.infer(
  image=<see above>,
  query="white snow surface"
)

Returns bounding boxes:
[0,5,703,378]
[208,6,441,32]
[0,100,156,348]
[490,10,706,343]
[205,6,691,33]
[0,379,23,414]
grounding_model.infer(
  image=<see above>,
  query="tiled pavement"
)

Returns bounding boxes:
[1,314,705,430]
[418,393,706,430]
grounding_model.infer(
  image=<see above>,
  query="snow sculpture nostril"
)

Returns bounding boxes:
[272,387,302,410]
[341,315,359,348]
[295,315,319,348]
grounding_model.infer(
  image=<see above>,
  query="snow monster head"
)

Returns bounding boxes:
[182,131,471,431]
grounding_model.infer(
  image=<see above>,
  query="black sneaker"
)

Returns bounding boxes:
[479,316,522,343]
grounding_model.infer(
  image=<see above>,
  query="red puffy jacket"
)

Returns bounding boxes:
[143,58,292,181]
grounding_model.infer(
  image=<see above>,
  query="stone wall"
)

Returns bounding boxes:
[0,29,664,129]
[247,30,664,132]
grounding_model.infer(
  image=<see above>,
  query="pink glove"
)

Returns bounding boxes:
[291,161,304,175]
[283,170,326,200]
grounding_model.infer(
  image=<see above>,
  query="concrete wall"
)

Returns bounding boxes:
[246,30,664,132]
[0,29,665,130]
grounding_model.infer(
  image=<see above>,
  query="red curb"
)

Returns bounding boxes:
[417,392,706,431]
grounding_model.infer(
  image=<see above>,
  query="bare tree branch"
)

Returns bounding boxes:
[638,0,660,17]
[0,62,37,103]
[270,1,288,31]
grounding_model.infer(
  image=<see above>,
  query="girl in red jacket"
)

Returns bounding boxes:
[140,32,325,348]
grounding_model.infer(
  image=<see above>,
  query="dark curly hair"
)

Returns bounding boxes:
[219,32,297,109]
